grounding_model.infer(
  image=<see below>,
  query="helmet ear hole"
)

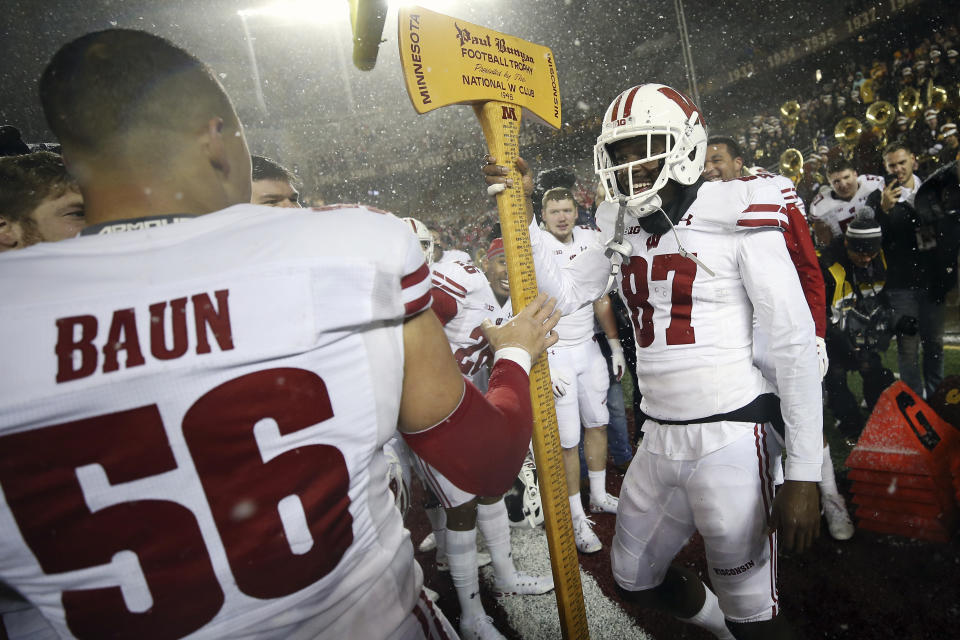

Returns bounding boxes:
[688,147,697,161]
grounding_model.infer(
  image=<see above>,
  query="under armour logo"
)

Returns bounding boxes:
[680,213,694,226]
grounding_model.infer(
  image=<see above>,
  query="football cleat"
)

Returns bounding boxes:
[418,532,437,552]
[460,615,507,640]
[492,571,555,598]
[589,492,620,514]
[573,517,602,554]
[822,493,855,541]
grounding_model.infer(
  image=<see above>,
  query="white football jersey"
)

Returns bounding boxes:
[751,170,807,217]
[0,205,433,639]
[430,260,507,383]
[809,173,884,236]
[540,226,603,346]
[531,178,823,481]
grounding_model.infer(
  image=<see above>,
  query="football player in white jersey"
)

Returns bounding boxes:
[538,187,624,554]
[403,218,554,640]
[0,29,561,640]
[703,137,855,541]
[485,83,823,640]
[809,157,884,245]
[250,155,301,208]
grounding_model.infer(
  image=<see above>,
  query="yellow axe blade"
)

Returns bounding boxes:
[398,7,587,640]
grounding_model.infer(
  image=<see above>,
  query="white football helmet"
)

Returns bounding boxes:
[401,217,435,264]
[594,83,708,217]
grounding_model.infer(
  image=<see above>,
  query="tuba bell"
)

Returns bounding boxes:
[779,148,803,185]
[834,116,863,158]
[926,79,948,112]
[898,86,922,120]
[780,100,800,123]
[866,100,895,149]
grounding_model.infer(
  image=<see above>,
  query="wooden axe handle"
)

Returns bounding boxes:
[474,100,590,640]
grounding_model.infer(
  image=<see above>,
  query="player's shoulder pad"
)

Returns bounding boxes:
[594,199,620,245]
[572,224,602,244]
[431,259,487,298]
[695,179,788,233]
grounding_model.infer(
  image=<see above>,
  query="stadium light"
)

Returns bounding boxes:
[238,1,349,25]
[237,0,461,24]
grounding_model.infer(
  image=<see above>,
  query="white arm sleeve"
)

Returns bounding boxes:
[528,218,612,315]
[739,229,823,482]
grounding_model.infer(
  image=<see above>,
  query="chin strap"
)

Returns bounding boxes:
[660,209,716,277]
[604,196,634,291]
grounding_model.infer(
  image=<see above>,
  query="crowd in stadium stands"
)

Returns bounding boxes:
[409,23,960,262]
[4,23,959,275]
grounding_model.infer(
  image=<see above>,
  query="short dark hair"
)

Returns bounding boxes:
[882,141,914,157]
[826,157,856,176]
[0,151,78,223]
[542,187,576,209]
[707,136,743,160]
[39,29,234,156]
[251,155,297,185]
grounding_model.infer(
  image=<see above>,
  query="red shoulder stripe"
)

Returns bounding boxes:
[432,281,467,300]
[402,262,430,289]
[404,290,432,317]
[742,204,784,213]
[434,272,468,295]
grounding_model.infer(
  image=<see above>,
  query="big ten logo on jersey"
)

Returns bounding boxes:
[55,290,234,383]
[0,365,352,638]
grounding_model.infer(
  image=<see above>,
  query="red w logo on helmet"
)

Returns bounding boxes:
[658,87,702,123]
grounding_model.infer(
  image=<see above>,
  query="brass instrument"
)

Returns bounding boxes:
[779,148,803,185]
[866,100,895,150]
[898,86,922,120]
[834,116,863,158]
[859,78,876,104]
[779,100,800,123]
[926,79,948,112]
[779,100,799,135]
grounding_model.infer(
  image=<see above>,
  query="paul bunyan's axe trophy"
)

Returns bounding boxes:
[398,7,589,640]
